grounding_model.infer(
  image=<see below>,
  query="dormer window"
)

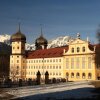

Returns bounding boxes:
[71,48,74,53]
[77,47,80,52]
[82,47,85,52]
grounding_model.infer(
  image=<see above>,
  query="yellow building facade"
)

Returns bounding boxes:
[10,29,100,81]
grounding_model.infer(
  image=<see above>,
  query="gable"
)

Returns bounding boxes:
[68,39,88,45]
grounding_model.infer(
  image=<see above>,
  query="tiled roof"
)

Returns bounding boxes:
[27,46,68,59]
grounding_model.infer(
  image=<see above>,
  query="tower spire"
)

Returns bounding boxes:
[40,24,43,37]
[18,22,21,32]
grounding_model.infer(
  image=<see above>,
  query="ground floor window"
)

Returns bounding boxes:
[71,73,74,78]
[76,73,80,78]
[82,73,86,79]
[88,73,92,79]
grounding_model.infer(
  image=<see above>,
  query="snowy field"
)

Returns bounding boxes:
[3,81,97,100]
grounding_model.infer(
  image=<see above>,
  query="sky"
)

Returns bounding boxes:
[0,0,100,44]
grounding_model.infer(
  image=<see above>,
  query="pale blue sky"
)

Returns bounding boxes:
[0,0,100,43]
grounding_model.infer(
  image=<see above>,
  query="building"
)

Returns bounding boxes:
[10,27,100,81]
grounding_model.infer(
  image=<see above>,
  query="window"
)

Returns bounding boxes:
[17,60,19,63]
[76,73,80,78]
[50,59,52,62]
[72,48,74,53]
[53,66,55,69]
[71,58,74,69]
[66,58,69,69]
[59,59,61,62]
[17,56,19,58]
[50,66,52,69]
[59,72,61,75]
[17,66,19,69]
[88,57,92,69]
[56,73,58,75]
[82,47,85,52]
[77,47,80,52]
[71,73,74,78]
[82,73,86,79]
[59,66,61,69]
[76,58,79,69]
[88,73,92,79]
[13,47,15,49]
[17,46,19,49]
[82,57,85,69]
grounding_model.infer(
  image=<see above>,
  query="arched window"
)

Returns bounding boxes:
[71,73,74,78]
[88,73,92,79]
[82,73,86,79]
[82,47,85,52]
[76,73,80,78]
[77,47,80,52]
[66,72,69,78]
[71,48,74,53]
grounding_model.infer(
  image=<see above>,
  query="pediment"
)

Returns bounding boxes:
[68,39,88,45]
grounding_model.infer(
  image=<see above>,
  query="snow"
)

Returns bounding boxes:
[6,81,97,100]
[0,34,74,50]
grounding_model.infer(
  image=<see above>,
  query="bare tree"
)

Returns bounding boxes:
[10,66,19,81]
[95,25,100,68]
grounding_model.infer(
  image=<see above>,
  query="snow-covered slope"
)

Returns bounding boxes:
[0,34,74,50]
[47,36,73,48]
[0,34,11,45]
[25,36,74,50]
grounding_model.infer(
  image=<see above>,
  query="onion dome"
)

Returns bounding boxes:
[11,24,26,42]
[35,27,48,50]
[35,33,48,45]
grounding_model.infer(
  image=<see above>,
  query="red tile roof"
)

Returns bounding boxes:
[27,46,68,59]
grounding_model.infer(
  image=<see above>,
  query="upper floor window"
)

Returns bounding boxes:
[17,60,19,63]
[71,48,74,53]
[82,47,85,52]
[77,47,80,52]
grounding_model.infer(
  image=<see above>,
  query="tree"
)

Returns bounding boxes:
[95,25,100,68]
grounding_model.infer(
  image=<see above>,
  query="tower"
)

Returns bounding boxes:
[10,24,26,80]
[35,27,48,50]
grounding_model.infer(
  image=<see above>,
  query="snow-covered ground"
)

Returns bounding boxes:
[5,81,97,100]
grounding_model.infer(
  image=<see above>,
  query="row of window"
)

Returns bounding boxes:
[27,59,62,63]
[66,72,92,79]
[66,57,92,69]
[11,59,62,64]
[13,46,24,50]
[25,72,62,76]
[71,46,86,53]
[26,65,61,69]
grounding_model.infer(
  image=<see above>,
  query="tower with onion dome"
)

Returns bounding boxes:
[10,24,26,80]
[35,27,48,50]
